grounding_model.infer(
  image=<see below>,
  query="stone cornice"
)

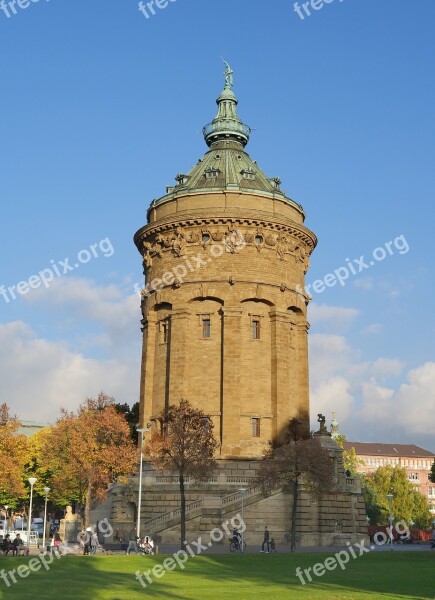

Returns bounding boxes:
[143,279,310,308]
[134,212,317,253]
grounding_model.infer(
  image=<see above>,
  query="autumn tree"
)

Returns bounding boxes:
[363,465,431,528]
[335,434,365,476]
[24,426,76,516]
[40,393,138,525]
[258,423,333,552]
[147,400,218,549]
[0,404,28,510]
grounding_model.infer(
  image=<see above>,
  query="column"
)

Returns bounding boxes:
[139,312,156,428]
[295,319,310,429]
[269,310,293,442]
[221,307,243,457]
[168,308,191,404]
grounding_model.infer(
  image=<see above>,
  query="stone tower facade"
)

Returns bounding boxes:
[134,76,316,458]
[109,71,368,548]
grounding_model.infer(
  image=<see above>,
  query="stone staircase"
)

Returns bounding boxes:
[144,482,270,535]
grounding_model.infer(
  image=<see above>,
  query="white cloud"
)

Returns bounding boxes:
[371,358,404,379]
[359,380,394,422]
[23,277,140,356]
[0,321,139,422]
[393,362,435,436]
[362,323,384,335]
[310,377,354,425]
[309,334,356,385]
[309,304,359,332]
[309,329,433,448]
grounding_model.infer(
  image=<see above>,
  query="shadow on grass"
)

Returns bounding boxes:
[189,551,435,599]
[0,551,434,599]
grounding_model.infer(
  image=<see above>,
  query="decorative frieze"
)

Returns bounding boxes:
[139,218,313,271]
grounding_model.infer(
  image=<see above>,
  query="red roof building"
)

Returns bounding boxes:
[343,442,435,514]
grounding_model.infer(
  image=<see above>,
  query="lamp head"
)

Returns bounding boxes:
[136,421,152,432]
[386,493,393,502]
[28,477,37,486]
[43,487,51,495]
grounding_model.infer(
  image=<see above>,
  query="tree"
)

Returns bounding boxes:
[258,425,333,552]
[147,400,218,549]
[335,434,365,476]
[363,465,431,528]
[0,404,28,510]
[429,460,435,484]
[40,393,138,525]
[115,402,140,440]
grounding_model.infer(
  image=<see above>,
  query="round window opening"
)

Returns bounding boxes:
[202,233,211,243]
[255,235,264,245]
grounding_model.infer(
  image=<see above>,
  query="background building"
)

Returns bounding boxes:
[343,441,435,513]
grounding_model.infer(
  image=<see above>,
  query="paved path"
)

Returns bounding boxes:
[154,542,434,555]
[20,542,433,557]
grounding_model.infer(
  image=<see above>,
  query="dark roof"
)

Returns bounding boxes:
[343,442,435,458]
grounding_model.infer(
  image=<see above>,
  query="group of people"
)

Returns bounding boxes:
[0,533,28,556]
[231,525,276,553]
[126,530,155,555]
[79,527,100,555]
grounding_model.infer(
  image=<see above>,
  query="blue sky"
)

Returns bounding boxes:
[1,0,434,449]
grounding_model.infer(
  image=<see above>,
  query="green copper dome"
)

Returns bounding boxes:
[150,63,305,217]
[203,83,251,147]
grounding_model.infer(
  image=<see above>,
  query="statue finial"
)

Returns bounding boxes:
[221,58,234,88]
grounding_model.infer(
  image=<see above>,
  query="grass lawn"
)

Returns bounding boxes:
[0,552,434,600]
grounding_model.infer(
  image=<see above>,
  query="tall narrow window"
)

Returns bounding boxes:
[162,321,168,343]
[202,318,211,339]
[252,319,260,339]
[251,418,260,437]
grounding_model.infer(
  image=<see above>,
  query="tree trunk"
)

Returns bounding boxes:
[290,479,299,552]
[179,473,186,551]
[84,481,93,528]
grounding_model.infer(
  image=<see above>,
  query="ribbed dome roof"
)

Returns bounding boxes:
[169,140,286,196]
[152,65,304,215]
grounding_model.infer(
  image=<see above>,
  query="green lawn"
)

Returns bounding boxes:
[0,552,434,599]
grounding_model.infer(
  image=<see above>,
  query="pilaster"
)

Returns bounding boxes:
[221,307,243,456]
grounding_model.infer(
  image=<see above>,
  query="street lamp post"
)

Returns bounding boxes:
[27,477,37,548]
[4,506,8,531]
[42,487,50,552]
[386,493,394,551]
[136,424,151,539]
[239,488,247,552]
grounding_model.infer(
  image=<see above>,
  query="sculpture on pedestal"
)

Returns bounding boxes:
[59,505,83,543]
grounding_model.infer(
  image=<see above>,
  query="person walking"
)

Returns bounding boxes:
[260,526,270,553]
[52,530,62,555]
[431,527,435,549]
[91,527,99,555]
[126,527,139,555]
